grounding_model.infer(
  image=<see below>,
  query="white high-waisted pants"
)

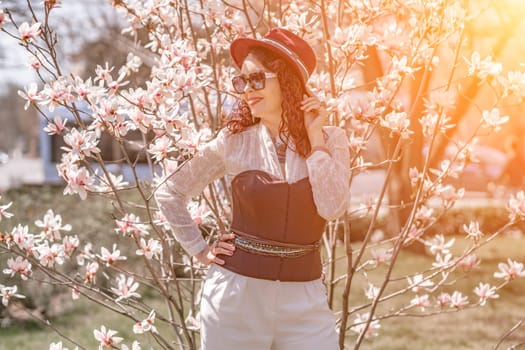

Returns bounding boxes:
[200,264,339,350]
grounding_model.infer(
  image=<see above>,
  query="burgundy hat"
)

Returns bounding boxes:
[230,28,316,85]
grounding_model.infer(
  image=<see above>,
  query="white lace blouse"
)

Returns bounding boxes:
[155,122,350,256]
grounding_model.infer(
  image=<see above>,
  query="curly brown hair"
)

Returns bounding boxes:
[225,47,311,158]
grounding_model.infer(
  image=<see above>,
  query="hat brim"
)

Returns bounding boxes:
[230,37,308,85]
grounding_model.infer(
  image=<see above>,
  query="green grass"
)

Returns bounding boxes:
[1,186,525,349]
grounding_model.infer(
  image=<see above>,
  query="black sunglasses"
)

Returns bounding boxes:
[231,71,277,93]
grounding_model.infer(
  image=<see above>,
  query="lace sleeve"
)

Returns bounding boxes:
[154,129,227,256]
[306,126,350,221]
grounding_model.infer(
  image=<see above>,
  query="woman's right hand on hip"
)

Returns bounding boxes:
[194,233,236,265]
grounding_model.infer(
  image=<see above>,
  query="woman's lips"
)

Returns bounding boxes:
[247,97,263,106]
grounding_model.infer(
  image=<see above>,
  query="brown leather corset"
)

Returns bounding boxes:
[221,169,326,281]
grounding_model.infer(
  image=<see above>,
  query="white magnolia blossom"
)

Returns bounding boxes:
[136,238,163,260]
[35,209,72,241]
[407,274,434,293]
[462,221,483,242]
[494,259,525,281]
[0,197,14,221]
[1,284,25,306]
[350,312,381,338]
[3,256,32,280]
[112,274,141,302]
[133,310,158,334]
[93,326,124,350]
[473,283,499,306]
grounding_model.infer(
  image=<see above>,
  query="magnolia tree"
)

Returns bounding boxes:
[1,0,525,349]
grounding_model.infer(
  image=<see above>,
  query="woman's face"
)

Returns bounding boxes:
[240,53,283,122]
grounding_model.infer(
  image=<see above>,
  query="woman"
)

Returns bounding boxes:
[155,28,350,350]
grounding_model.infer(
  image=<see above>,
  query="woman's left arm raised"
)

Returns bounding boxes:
[301,94,350,221]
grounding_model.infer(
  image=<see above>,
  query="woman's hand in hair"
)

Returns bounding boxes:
[301,91,328,148]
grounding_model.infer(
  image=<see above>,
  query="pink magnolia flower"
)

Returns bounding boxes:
[427,234,455,256]
[118,53,142,77]
[364,283,380,300]
[480,108,509,132]
[111,274,141,302]
[370,248,392,266]
[172,69,198,96]
[106,73,129,95]
[115,213,149,236]
[473,283,499,306]
[466,52,502,80]
[178,127,212,153]
[3,256,32,280]
[73,76,106,102]
[436,292,451,309]
[98,244,127,266]
[1,285,25,306]
[96,172,130,193]
[71,287,80,300]
[18,83,41,110]
[153,211,170,231]
[507,191,525,221]
[157,104,186,134]
[28,54,42,70]
[19,22,42,41]
[410,294,430,311]
[62,165,95,200]
[493,258,525,281]
[381,111,413,139]
[133,310,158,334]
[350,312,381,338]
[43,116,67,135]
[0,197,13,221]
[407,274,434,293]
[185,311,201,331]
[499,70,525,98]
[148,135,176,162]
[62,235,79,257]
[357,194,379,216]
[0,230,14,248]
[121,341,141,350]
[39,78,75,112]
[0,3,10,30]
[432,252,453,270]
[434,183,464,207]
[35,242,65,267]
[95,63,114,83]
[85,262,99,284]
[449,291,469,309]
[93,325,123,350]
[63,128,101,160]
[49,341,73,350]
[128,108,154,134]
[457,253,480,272]
[11,224,35,253]
[419,112,454,138]
[409,167,420,187]
[462,221,483,242]
[415,205,434,225]
[35,209,72,241]
[136,238,162,260]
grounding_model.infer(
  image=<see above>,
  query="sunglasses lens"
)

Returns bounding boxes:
[232,72,269,93]
[232,76,247,93]
[249,72,265,90]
